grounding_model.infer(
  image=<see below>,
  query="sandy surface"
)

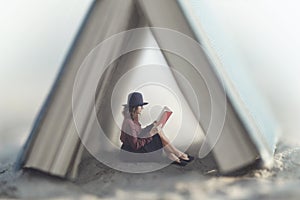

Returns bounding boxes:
[1,141,300,200]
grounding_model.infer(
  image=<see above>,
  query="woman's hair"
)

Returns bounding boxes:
[129,106,139,120]
[122,105,139,120]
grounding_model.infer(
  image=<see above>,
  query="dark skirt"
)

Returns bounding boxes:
[120,134,163,162]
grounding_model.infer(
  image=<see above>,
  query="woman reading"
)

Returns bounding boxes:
[120,92,194,166]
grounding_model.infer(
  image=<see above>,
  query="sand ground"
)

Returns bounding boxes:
[1,141,300,200]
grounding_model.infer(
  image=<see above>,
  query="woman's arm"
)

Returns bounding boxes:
[141,120,160,137]
[125,120,153,151]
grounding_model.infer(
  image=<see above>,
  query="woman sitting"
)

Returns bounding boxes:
[120,92,194,166]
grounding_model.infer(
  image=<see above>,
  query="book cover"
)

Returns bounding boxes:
[156,106,173,128]
[17,0,280,179]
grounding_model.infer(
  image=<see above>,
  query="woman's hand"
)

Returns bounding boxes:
[149,123,162,136]
[149,126,158,136]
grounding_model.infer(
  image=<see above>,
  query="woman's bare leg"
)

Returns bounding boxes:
[158,130,189,160]
[160,136,177,155]
[167,152,180,162]
[157,138,180,162]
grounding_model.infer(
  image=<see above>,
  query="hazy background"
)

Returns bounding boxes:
[1,0,299,164]
[0,0,92,163]
[190,0,300,146]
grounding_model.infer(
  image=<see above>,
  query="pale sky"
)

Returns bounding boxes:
[190,0,300,144]
[0,0,92,162]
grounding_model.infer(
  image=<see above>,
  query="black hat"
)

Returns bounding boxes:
[124,92,148,108]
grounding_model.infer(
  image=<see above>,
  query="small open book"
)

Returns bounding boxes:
[156,106,173,128]
[139,106,173,137]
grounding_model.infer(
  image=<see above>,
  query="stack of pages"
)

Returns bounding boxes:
[17,0,279,179]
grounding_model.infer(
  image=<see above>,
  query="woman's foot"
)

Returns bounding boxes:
[177,152,194,162]
[180,155,194,163]
[171,160,188,166]
[168,153,188,166]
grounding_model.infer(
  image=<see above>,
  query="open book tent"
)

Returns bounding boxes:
[16,0,279,179]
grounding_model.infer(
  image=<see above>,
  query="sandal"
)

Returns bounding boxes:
[171,159,188,166]
[179,155,194,163]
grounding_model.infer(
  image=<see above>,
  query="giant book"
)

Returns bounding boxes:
[17,0,279,179]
